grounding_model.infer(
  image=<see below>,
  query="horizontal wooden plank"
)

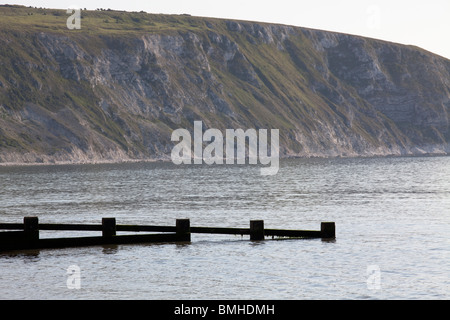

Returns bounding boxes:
[0,223,24,230]
[0,233,186,251]
[0,230,26,239]
[39,223,102,231]
[264,229,322,238]
[116,225,176,233]
[1,223,178,233]
[190,226,250,235]
[1,220,332,242]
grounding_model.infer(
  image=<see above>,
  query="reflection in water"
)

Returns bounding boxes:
[101,245,119,255]
[1,250,41,261]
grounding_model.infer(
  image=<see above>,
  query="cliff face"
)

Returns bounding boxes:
[0,6,449,164]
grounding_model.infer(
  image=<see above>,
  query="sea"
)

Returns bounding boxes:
[0,156,449,300]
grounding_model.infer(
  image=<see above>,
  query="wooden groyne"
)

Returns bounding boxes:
[0,217,335,251]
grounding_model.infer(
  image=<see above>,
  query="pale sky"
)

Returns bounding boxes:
[3,0,450,59]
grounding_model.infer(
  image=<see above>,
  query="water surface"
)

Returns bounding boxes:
[0,157,449,299]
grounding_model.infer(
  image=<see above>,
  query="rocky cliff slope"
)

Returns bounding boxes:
[1,5,449,164]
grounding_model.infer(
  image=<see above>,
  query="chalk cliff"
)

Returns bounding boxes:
[0,6,449,164]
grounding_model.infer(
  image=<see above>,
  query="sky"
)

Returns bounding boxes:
[3,0,450,59]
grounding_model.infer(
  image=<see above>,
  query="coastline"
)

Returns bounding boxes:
[0,151,448,167]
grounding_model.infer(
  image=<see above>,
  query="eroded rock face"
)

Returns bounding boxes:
[312,31,450,129]
[0,11,449,164]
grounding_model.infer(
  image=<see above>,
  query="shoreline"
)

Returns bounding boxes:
[0,157,166,167]
[0,152,448,167]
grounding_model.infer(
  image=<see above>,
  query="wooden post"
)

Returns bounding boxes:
[102,218,116,237]
[250,220,264,241]
[23,216,39,241]
[321,222,335,239]
[176,219,191,242]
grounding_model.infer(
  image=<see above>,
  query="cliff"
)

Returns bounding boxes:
[1,5,449,164]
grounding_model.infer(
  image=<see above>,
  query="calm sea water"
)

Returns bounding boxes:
[0,156,449,300]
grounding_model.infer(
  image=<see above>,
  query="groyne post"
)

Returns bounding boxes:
[102,218,116,237]
[321,222,335,239]
[176,219,191,241]
[250,220,264,241]
[24,216,39,241]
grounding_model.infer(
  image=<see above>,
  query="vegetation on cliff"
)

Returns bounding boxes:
[0,5,449,164]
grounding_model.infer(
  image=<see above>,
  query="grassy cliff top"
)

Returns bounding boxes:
[0,4,247,35]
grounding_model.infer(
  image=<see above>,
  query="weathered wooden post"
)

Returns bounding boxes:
[321,222,335,239]
[23,216,39,241]
[176,219,191,242]
[250,220,265,241]
[102,218,116,237]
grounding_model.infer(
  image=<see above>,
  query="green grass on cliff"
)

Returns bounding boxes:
[0,5,217,35]
[1,4,448,162]
[0,5,394,155]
